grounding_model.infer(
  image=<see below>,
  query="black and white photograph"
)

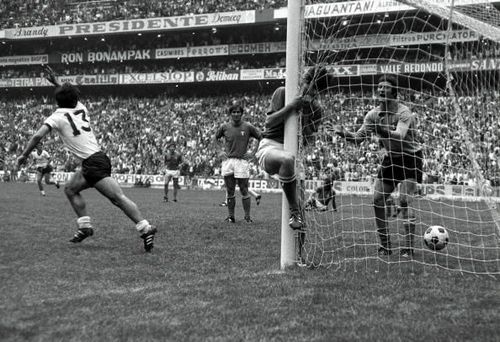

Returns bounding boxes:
[1,0,499,341]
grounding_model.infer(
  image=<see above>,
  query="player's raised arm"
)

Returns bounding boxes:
[41,65,61,87]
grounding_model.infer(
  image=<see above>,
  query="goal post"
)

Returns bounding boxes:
[290,0,500,275]
[281,0,305,269]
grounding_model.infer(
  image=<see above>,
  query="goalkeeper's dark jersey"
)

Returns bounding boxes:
[354,103,421,155]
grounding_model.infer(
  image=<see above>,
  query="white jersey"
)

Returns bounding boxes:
[44,102,100,160]
[32,150,50,168]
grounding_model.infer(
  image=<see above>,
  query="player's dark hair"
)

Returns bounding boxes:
[378,74,398,96]
[228,104,244,114]
[303,66,329,95]
[54,82,79,108]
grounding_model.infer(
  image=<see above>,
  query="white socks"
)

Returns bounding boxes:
[77,216,92,229]
[135,220,151,233]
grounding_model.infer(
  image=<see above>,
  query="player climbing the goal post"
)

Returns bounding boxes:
[256,66,329,230]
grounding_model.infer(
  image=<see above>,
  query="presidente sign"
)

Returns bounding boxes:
[3,10,255,39]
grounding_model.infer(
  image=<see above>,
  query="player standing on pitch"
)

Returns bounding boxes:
[255,66,328,230]
[162,142,183,202]
[17,65,157,252]
[335,74,423,258]
[215,102,262,223]
[31,143,60,196]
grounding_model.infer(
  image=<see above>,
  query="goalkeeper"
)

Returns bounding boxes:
[335,74,422,258]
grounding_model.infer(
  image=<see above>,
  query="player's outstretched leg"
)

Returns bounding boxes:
[70,216,94,243]
[94,177,157,252]
[137,220,157,252]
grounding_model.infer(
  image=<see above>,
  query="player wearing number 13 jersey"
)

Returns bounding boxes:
[17,74,157,252]
[44,102,100,160]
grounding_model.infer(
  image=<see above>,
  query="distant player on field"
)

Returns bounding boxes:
[305,168,337,212]
[17,65,157,252]
[31,143,60,196]
[215,102,262,223]
[256,66,328,230]
[162,142,182,202]
[335,74,422,258]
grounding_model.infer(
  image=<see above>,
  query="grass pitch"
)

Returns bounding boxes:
[0,182,499,341]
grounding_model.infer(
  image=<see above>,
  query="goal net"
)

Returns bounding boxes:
[296,0,500,275]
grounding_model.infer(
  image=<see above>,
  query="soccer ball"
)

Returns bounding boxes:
[423,225,449,251]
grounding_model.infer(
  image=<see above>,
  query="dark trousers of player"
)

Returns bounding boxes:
[376,151,423,251]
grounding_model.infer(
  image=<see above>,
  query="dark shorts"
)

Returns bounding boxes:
[317,197,333,206]
[37,165,53,175]
[378,150,423,186]
[82,151,111,186]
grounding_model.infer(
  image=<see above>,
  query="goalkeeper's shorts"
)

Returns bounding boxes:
[378,150,423,186]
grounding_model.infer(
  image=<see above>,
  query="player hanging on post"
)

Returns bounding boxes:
[31,143,60,196]
[162,142,182,202]
[215,101,262,223]
[256,66,328,230]
[335,74,423,258]
[17,65,157,252]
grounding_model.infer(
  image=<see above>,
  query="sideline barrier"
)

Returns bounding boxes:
[2,171,499,202]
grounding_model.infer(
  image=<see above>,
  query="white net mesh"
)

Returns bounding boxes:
[297,0,500,275]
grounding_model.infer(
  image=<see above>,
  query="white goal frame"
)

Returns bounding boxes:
[281,0,304,269]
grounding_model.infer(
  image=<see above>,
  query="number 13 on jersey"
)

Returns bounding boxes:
[64,109,91,136]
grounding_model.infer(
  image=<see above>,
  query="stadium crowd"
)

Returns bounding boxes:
[1,88,499,186]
